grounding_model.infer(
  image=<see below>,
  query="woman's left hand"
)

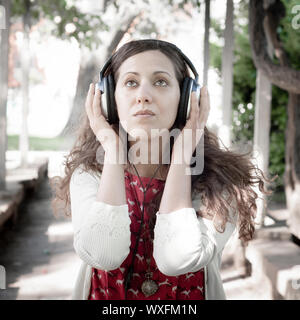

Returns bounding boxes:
[171,86,210,165]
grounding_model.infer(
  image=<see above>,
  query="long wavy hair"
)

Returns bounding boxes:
[50,39,275,246]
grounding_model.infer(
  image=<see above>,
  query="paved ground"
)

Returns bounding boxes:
[0,176,81,300]
[0,151,282,300]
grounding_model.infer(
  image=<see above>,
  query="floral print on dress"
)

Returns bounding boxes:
[88,169,205,300]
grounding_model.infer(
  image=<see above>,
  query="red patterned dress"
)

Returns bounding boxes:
[88,169,205,300]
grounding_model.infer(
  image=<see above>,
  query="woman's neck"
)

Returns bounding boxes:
[125,163,168,181]
[126,137,170,180]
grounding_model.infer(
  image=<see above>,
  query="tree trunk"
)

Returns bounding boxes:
[0,0,11,190]
[58,47,101,139]
[202,0,210,87]
[285,93,300,239]
[253,69,272,227]
[219,0,250,276]
[219,0,234,149]
[252,12,273,228]
[19,1,31,168]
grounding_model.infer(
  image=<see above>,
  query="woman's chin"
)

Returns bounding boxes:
[127,129,153,142]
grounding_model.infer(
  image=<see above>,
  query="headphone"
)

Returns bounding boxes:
[97,39,201,127]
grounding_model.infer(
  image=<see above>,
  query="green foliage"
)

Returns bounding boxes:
[210,18,223,38]
[11,0,109,50]
[231,22,256,145]
[10,0,204,50]
[209,0,299,192]
[269,86,288,190]
[169,0,201,10]
[209,41,222,77]
[278,0,300,70]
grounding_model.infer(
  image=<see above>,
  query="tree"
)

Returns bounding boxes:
[0,0,11,190]
[203,0,210,87]
[220,0,235,149]
[249,0,300,239]
[252,1,274,227]
[19,0,30,168]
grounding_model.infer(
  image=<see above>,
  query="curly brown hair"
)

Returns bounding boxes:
[50,39,275,246]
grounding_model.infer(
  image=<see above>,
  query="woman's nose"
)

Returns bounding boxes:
[136,85,152,104]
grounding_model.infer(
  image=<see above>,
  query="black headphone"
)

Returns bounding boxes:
[97,39,201,127]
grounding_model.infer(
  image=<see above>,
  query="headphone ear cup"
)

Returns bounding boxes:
[107,74,118,124]
[177,77,193,127]
[100,76,110,122]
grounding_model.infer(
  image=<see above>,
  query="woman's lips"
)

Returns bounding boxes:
[134,114,155,118]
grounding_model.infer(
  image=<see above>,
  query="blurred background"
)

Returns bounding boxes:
[0,0,299,300]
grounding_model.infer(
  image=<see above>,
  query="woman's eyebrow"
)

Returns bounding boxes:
[153,71,172,77]
[121,71,172,78]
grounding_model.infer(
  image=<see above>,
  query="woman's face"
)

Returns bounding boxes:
[115,50,180,141]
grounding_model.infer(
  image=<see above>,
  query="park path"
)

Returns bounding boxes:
[0,153,81,299]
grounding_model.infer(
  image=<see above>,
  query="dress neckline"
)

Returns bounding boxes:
[124,169,166,183]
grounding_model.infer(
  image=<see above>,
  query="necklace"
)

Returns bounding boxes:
[124,162,163,298]
[141,217,158,297]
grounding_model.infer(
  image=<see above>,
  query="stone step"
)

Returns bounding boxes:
[245,237,300,300]
[254,225,291,241]
[0,156,49,230]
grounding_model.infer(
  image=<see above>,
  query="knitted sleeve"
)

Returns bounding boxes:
[69,165,131,270]
[153,192,237,276]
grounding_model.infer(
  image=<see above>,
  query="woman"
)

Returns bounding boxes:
[51,39,272,300]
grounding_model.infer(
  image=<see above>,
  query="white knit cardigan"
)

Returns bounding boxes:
[69,165,238,300]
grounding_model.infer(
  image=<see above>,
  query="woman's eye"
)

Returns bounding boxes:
[155,79,168,86]
[125,80,137,87]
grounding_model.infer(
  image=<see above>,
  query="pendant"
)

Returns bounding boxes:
[141,273,158,297]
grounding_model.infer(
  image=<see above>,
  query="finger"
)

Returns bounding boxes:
[198,86,210,126]
[85,83,94,119]
[189,91,199,121]
[200,86,210,110]
[92,84,102,118]
[203,87,210,117]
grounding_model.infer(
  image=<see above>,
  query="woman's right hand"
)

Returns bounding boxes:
[85,83,126,165]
